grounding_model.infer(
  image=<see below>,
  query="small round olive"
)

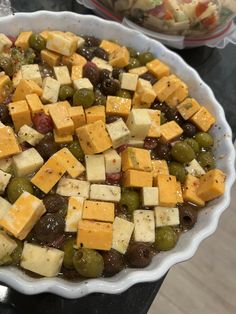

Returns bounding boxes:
[0,56,13,76]
[112,68,124,80]
[73,248,104,278]
[7,177,34,203]
[178,204,198,230]
[153,142,172,161]
[101,78,120,96]
[0,104,11,124]
[155,227,178,251]
[171,142,196,164]
[116,89,132,99]
[195,132,214,148]
[197,151,215,170]
[11,239,23,265]
[126,243,152,268]
[169,162,186,183]
[84,36,101,47]
[29,33,46,51]
[24,48,36,64]
[35,138,58,160]
[182,122,197,138]
[138,52,154,65]
[77,47,94,61]
[73,89,95,108]
[67,141,84,162]
[94,89,106,106]
[59,85,74,101]
[119,189,140,214]
[184,138,200,154]
[127,58,141,70]
[43,194,67,213]
[93,47,109,61]
[102,249,125,277]
[140,72,157,85]
[63,237,76,269]
[127,47,138,58]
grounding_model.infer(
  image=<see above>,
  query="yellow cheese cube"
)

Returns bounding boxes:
[136,79,156,106]
[40,30,50,41]
[71,65,83,81]
[152,160,169,185]
[165,81,188,108]
[56,148,85,178]
[146,59,170,79]
[85,106,105,124]
[106,96,131,118]
[190,106,216,132]
[153,75,182,102]
[25,93,44,115]
[12,79,43,102]
[0,34,12,53]
[176,181,184,203]
[0,75,12,103]
[41,49,61,67]
[46,32,78,57]
[65,196,84,232]
[77,220,112,251]
[197,169,226,202]
[53,130,73,144]
[12,71,23,89]
[49,104,74,136]
[177,98,201,120]
[62,53,87,68]
[8,100,32,131]
[0,192,46,240]
[147,109,161,138]
[109,46,130,68]
[123,169,153,188]
[0,126,21,159]
[160,121,183,142]
[129,66,148,76]
[132,92,142,108]
[68,106,86,128]
[15,31,32,49]
[121,147,152,172]
[43,101,71,116]
[182,174,205,207]
[100,40,121,54]
[82,200,115,222]
[156,174,177,207]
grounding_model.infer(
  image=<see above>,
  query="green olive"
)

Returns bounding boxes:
[94,89,106,106]
[11,239,23,265]
[171,142,196,164]
[0,254,13,266]
[63,238,76,269]
[29,33,46,51]
[24,48,36,64]
[59,85,74,101]
[73,89,95,108]
[194,132,214,149]
[197,151,215,170]
[127,47,138,58]
[119,189,140,214]
[184,138,200,154]
[127,58,141,70]
[68,141,84,162]
[155,226,178,251]
[169,162,186,183]
[73,248,104,278]
[116,89,132,99]
[7,177,34,203]
[138,52,154,66]
[0,56,13,76]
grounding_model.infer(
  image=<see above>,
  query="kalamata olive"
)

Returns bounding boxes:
[77,47,94,61]
[35,138,58,160]
[93,47,109,61]
[140,72,157,85]
[106,115,122,124]
[33,112,54,134]
[43,194,67,213]
[182,122,197,138]
[153,142,172,161]
[102,249,125,277]
[50,234,66,249]
[144,137,159,150]
[83,62,100,86]
[106,172,122,185]
[112,68,124,79]
[99,69,111,82]
[126,243,152,268]
[101,78,120,95]
[0,104,11,124]
[84,36,101,47]
[178,204,198,230]
[116,144,129,154]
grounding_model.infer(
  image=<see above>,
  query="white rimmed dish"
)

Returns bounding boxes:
[0,11,235,299]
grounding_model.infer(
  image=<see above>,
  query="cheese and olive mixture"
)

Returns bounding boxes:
[0,30,225,279]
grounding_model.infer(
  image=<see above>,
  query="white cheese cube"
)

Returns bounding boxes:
[46,31,77,57]
[120,72,138,91]
[85,155,106,183]
[106,118,130,148]
[42,77,60,103]
[18,124,44,146]
[0,34,12,53]
[20,243,64,277]
[0,170,11,194]
[129,66,148,76]
[53,66,72,86]
[112,217,134,254]
[90,184,121,202]
[142,187,159,207]
[65,196,84,232]
[12,148,44,177]
[92,57,113,72]
[126,109,151,139]
[73,78,93,91]
[21,64,43,87]
[154,206,180,227]
[77,36,85,48]
[0,196,11,219]
[0,231,17,260]
[0,158,12,173]
[103,149,121,173]
[56,178,90,198]
[12,71,23,88]
[133,210,155,243]
[186,159,206,177]
[128,138,144,148]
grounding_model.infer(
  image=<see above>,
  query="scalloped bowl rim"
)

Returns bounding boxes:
[0,11,235,298]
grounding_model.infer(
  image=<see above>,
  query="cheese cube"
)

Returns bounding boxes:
[85,105,105,124]
[82,200,115,222]
[120,72,138,91]
[156,174,177,207]
[56,148,85,178]
[0,192,46,240]
[12,148,44,177]
[0,34,12,53]
[56,178,90,198]
[129,66,148,76]
[136,79,156,106]
[8,100,32,131]
[90,184,121,202]
[182,174,205,206]
[71,65,83,81]
[165,81,188,108]
[160,121,183,142]
[177,98,201,120]
[0,126,21,159]
[40,30,50,40]
[18,125,44,146]
[100,40,121,54]
[176,181,184,203]
[154,206,180,227]
[62,53,87,68]
[41,49,61,67]
[41,77,60,104]
[0,75,11,103]
[109,46,130,68]
[76,120,112,155]
[186,159,206,177]
[112,217,134,254]
[146,59,170,79]
[106,96,131,118]
[128,138,144,147]
[12,79,43,102]
[103,149,121,173]
[20,243,64,277]
[121,147,152,172]
[0,197,11,219]
[133,210,155,243]
[0,231,17,260]
[142,187,159,206]
[123,170,153,188]
[69,106,86,128]
[85,155,106,183]
[147,109,161,138]
[12,71,22,89]
[21,64,42,87]
[152,160,169,179]
[73,78,93,91]
[65,196,84,232]
[153,75,182,102]
[77,220,112,250]
[53,66,72,86]
[49,104,74,136]
[46,31,77,56]
[91,57,113,71]
[0,158,12,173]
[126,109,152,139]
[15,31,32,49]
[0,170,11,194]
[106,118,130,148]
[190,106,216,132]
[197,169,226,202]
[43,101,71,116]
[25,93,44,115]
[53,130,73,144]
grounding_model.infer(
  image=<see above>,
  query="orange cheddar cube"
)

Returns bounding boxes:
[160,121,183,142]
[177,98,201,120]
[153,75,182,102]
[25,94,44,115]
[146,59,170,79]
[100,40,121,54]
[68,106,86,128]
[121,147,152,172]
[152,160,169,186]
[165,81,188,108]
[0,75,12,103]
[41,49,61,67]
[190,106,216,132]
[15,31,32,49]
[62,53,87,68]
[123,170,153,188]
[156,174,177,207]
[0,126,21,159]
[106,96,131,118]
[43,101,71,116]
[182,174,205,207]
[71,65,83,81]
[12,79,42,102]
[8,100,32,131]
[65,196,84,232]
[82,200,115,222]
[147,109,161,138]
[176,181,184,203]
[49,104,74,136]
[55,148,85,178]
[53,130,73,144]
[85,105,105,124]
[109,46,130,68]
[129,66,148,76]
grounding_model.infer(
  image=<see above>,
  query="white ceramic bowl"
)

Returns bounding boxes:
[0,11,235,299]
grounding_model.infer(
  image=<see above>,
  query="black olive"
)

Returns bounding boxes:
[144,137,159,150]
[35,138,58,160]
[43,194,68,214]
[140,72,157,85]
[0,104,11,124]
[83,62,100,86]
[106,115,122,124]
[112,68,124,80]
[102,250,125,277]
[101,78,120,96]
[77,47,94,61]
[99,69,111,82]
[178,204,198,230]
[182,122,197,138]
[93,47,109,61]
[153,141,172,161]
[126,243,152,268]
[84,36,101,47]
